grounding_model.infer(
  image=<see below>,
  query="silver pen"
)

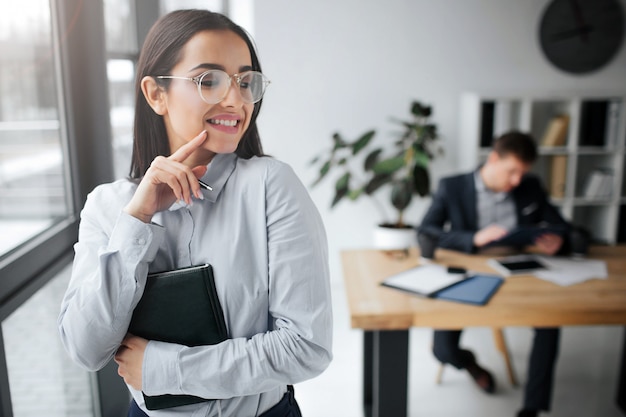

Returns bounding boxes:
[198,180,213,191]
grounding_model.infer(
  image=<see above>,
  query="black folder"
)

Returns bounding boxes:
[484,224,568,248]
[128,264,228,410]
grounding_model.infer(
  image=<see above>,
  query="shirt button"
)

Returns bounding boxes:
[136,238,145,245]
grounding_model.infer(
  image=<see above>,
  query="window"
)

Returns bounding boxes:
[2,265,94,417]
[0,1,70,258]
[0,0,117,415]
[104,0,139,179]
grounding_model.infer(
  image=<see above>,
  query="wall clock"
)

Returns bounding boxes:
[539,0,625,74]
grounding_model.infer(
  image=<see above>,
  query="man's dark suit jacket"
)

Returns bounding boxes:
[419,171,570,254]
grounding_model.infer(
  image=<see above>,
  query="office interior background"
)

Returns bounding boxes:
[1,0,625,416]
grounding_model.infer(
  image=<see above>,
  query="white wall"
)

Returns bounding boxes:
[253,0,626,282]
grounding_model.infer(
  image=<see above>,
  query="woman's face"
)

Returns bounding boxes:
[159,30,254,165]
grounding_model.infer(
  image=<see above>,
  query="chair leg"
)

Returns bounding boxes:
[435,363,444,384]
[492,327,517,386]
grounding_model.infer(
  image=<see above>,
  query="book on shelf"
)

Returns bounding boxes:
[605,99,621,148]
[579,101,608,147]
[549,155,567,199]
[582,169,614,200]
[540,115,569,147]
[480,101,496,147]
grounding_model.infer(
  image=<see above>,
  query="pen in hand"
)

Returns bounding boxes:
[198,180,213,191]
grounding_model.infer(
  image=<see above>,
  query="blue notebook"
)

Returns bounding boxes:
[432,274,503,306]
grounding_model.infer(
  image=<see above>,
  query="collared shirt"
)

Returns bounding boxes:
[58,153,333,416]
[474,170,517,231]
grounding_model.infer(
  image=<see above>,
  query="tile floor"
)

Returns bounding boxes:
[294,278,625,417]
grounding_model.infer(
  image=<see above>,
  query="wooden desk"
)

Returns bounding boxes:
[341,246,626,417]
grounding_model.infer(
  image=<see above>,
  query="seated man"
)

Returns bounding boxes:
[419,131,570,417]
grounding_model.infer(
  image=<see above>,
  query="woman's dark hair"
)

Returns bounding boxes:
[130,9,265,178]
[492,131,538,164]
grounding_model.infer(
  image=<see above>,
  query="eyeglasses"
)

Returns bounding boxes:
[155,69,270,104]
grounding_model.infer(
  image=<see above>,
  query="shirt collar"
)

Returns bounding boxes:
[200,153,238,203]
[474,169,486,192]
[167,153,238,211]
[474,168,509,201]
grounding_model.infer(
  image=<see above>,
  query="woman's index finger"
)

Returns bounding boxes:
[169,130,208,162]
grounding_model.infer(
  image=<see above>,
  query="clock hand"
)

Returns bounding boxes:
[568,0,589,42]
[549,24,594,42]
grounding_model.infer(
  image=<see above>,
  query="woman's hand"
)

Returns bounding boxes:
[124,130,209,223]
[114,334,148,391]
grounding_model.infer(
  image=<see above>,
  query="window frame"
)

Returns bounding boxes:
[0,0,117,415]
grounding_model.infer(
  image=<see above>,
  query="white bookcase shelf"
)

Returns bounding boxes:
[460,92,626,244]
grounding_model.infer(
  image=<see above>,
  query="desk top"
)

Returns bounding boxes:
[341,246,626,330]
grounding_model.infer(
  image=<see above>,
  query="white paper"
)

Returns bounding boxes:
[533,256,608,286]
[382,264,466,295]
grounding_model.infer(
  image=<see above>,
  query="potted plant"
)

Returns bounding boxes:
[310,100,441,249]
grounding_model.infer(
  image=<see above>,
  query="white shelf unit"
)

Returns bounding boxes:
[459,92,626,244]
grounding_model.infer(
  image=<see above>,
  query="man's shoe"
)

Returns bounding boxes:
[465,354,495,394]
[516,409,538,417]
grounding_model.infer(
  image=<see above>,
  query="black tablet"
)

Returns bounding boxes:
[487,255,548,276]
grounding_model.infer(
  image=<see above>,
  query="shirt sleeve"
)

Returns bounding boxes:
[58,186,165,371]
[142,161,333,399]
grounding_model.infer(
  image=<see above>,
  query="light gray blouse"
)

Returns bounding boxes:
[58,153,333,416]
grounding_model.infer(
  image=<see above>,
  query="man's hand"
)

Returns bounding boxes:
[473,224,509,247]
[114,334,148,391]
[534,233,563,256]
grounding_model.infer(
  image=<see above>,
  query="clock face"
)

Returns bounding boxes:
[539,0,625,74]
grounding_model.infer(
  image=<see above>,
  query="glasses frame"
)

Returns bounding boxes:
[155,69,270,104]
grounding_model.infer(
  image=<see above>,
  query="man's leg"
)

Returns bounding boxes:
[433,329,495,393]
[522,327,560,412]
[433,329,473,368]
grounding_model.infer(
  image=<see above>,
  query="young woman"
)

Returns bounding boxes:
[58,9,332,417]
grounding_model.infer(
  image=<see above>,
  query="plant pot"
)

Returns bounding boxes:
[372,223,417,250]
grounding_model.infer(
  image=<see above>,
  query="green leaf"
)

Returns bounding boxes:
[331,187,348,208]
[364,173,392,194]
[411,101,431,117]
[320,160,331,177]
[348,188,363,200]
[412,148,430,167]
[351,130,376,155]
[364,148,383,171]
[413,165,430,197]
[391,179,413,211]
[338,157,347,165]
[372,156,405,175]
[335,172,350,191]
[332,132,348,151]
[310,160,332,187]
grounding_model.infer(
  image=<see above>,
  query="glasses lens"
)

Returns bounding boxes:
[197,70,269,104]
[198,70,230,104]
[237,72,268,103]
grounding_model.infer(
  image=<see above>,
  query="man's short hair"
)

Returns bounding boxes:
[492,131,538,164]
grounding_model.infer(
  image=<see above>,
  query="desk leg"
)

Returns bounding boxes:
[363,330,409,417]
[617,326,626,413]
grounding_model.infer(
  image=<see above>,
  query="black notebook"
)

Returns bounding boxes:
[484,224,568,248]
[128,264,228,410]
